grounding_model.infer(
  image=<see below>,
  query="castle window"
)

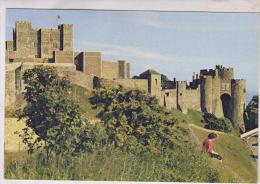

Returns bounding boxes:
[244,88,246,93]
[166,92,169,97]
[180,93,182,96]
[155,79,158,85]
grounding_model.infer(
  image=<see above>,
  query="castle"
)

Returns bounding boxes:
[5,21,247,132]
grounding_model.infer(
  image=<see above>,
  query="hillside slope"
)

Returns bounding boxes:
[185,111,257,183]
[72,85,257,182]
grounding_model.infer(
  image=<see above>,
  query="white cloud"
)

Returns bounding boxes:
[81,41,173,61]
[141,14,260,32]
[77,41,224,65]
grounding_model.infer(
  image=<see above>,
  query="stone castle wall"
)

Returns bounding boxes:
[160,89,177,109]
[5,62,95,110]
[54,50,74,64]
[83,52,102,77]
[184,88,201,111]
[102,60,119,79]
[5,21,248,133]
[5,118,28,152]
[99,78,148,92]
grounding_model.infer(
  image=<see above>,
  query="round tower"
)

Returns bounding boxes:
[201,76,213,113]
[211,77,223,118]
[231,79,246,132]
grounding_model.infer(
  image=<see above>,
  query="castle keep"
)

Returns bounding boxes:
[6,21,130,79]
[5,21,247,132]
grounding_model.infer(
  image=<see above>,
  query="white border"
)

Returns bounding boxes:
[0,0,259,184]
[2,0,260,12]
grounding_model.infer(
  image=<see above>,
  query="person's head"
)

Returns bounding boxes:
[208,132,218,140]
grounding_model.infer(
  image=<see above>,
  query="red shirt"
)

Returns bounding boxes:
[203,138,214,153]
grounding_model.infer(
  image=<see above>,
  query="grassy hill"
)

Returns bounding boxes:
[184,109,257,183]
[190,125,257,182]
[71,84,101,119]
[70,86,258,182]
[5,85,257,182]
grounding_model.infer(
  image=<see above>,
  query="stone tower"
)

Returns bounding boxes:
[118,60,130,79]
[231,79,246,132]
[201,75,223,118]
[6,21,73,62]
[177,81,188,114]
[139,69,161,99]
[59,24,73,51]
[13,21,39,58]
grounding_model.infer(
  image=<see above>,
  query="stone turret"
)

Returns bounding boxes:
[140,69,161,99]
[201,72,223,118]
[59,24,73,51]
[201,76,213,113]
[231,79,246,132]
[118,60,130,79]
[216,65,234,80]
[177,81,188,114]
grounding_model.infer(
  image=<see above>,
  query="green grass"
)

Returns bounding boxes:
[190,126,257,183]
[171,109,205,127]
[5,146,219,182]
[71,84,101,119]
[168,108,257,182]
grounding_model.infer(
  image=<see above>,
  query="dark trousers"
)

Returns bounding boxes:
[209,153,223,160]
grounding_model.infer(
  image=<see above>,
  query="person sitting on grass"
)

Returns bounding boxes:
[202,132,223,162]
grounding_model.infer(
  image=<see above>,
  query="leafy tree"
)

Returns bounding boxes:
[90,86,187,153]
[17,66,103,155]
[203,113,232,133]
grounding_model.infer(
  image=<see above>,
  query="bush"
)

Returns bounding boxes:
[17,66,105,155]
[203,113,232,133]
[90,86,188,153]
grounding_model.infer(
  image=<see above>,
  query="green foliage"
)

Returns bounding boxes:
[245,95,258,112]
[90,86,185,153]
[203,113,233,133]
[17,66,103,155]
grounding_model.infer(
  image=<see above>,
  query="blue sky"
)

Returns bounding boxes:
[6,9,259,96]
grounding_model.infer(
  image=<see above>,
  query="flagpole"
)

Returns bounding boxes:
[57,15,61,25]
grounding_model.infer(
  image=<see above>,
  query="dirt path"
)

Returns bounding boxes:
[188,123,232,136]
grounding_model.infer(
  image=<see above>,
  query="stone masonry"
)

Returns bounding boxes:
[5,21,247,132]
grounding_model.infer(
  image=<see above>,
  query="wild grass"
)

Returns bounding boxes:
[5,146,219,182]
[71,84,101,119]
[191,126,257,183]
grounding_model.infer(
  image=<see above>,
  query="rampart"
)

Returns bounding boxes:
[99,78,148,92]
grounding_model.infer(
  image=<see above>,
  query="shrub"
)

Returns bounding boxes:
[17,66,105,155]
[203,113,232,133]
[90,86,186,153]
